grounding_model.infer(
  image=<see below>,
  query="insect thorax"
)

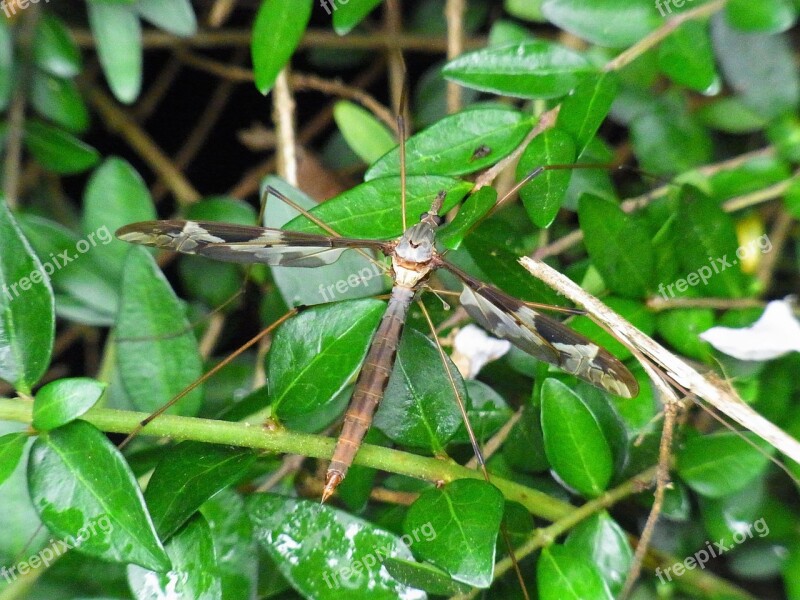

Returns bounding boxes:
[391,221,436,288]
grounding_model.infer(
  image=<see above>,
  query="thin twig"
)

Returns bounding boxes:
[273,68,298,186]
[444,0,465,114]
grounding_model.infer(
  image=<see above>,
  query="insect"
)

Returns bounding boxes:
[116,183,639,501]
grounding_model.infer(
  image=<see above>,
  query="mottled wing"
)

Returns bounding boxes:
[116,220,389,268]
[440,260,638,398]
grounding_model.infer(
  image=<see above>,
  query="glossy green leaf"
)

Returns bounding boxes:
[558,72,618,155]
[658,21,718,92]
[87,0,142,103]
[541,378,613,497]
[375,328,464,452]
[144,441,257,540]
[18,215,119,325]
[252,0,312,94]
[0,432,27,487]
[675,190,746,298]
[248,494,423,599]
[711,18,799,119]
[200,489,258,600]
[629,106,712,175]
[537,544,613,600]
[437,186,497,250]
[84,157,156,282]
[516,127,576,228]
[404,479,504,587]
[579,194,654,298]
[128,514,221,599]
[699,478,767,548]
[442,40,594,99]
[366,107,534,179]
[503,404,549,473]
[33,14,82,78]
[23,120,100,174]
[676,432,774,498]
[383,557,472,596]
[137,0,197,37]
[334,100,396,164]
[331,0,383,35]
[0,202,54,394]
[541,0,660,47]
[263,178,386,307]
[268,299,385,418]
[28,420,170,571]
[725,0,796,33]
[565,512,632,596]
[33,377,105,431]
[115,247,204,416]
[284,175,471,238]
[30,71,90,133]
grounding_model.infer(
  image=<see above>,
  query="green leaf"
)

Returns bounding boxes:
[33,377,105,431]
[0,433,27,487]
[579,194,654,298]
[725,0,796,34]
[30,71,90,132]
[0,21,11,111]
[676,432,774,498]
[697,97,767,133]
[674,190,746,298]
[23,120,100,174]
[656,308,714,361]
[144,441,257,540]
[115,247,204,416]
[516,128,576,228]
[442,40,594,99]
[18,215,119,325]
[127,514,221,599]
[565,512,632,596]
[558,72,618,156]
[541,379,613,497]
[331,0,383,35]
[404,479,504,588]
[334,100,396,164]
[249,493,420,598]
[268,299,385,418]
[629,106,712,175]
[137,0,198,37]
[263,178,387,307]
[284,175,471,238]
[383,557,472,596]
[374,328,464,452]
[699,478,766,548]
[84,157,156,282]
[33,14,82,78]
[200,489,258,600]
[252,0,313,94]
[28,420,170,571]
[658,21,718,92]
[711,18,799,119]
[87,0,142,103]
[438,186,497,250]
[0,203,55,394]
[537,545,613,600]
[366,107,535,179]
[541,0,660,47]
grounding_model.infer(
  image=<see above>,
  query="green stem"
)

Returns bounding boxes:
[0,397,569,521]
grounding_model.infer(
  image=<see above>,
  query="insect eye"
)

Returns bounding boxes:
[431,214,443,226]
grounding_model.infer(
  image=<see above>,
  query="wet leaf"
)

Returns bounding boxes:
[537,544,613,600]
[33,377,105,431]
[565,512,632,596]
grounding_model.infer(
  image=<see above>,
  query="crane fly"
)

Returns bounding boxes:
[116,185,639,501]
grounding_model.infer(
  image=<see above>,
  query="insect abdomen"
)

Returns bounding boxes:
[322,285,414,500]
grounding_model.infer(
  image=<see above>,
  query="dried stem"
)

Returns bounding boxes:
[445,0,465,113]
